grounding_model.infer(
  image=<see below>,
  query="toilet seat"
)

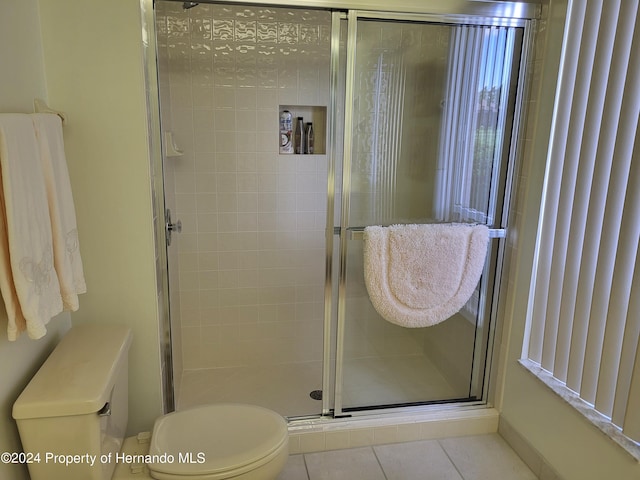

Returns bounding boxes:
[146,404,288,480]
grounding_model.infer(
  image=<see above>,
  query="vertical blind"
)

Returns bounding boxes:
[526,0,640,441]
[435,25,516,225]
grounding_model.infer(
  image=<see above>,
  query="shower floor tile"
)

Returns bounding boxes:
[342,355,458,408]
[177,354,458,418]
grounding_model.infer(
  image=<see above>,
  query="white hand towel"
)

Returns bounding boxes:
[0,191,26,339]
[363,223,489,328]
[32,114,86,311]
[0,114,63,340]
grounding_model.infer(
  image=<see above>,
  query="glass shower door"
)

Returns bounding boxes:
[334,12,525,414]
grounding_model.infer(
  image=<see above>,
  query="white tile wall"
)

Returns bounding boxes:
[156,2,331,370]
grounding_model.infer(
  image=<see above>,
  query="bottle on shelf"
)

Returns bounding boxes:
[304,122,314,154]
[279,110,293,154]
[294,117,304,154]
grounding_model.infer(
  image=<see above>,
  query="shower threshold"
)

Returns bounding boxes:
[286,402,499,454]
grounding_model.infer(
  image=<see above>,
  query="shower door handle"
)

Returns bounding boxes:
[166,209,182,246]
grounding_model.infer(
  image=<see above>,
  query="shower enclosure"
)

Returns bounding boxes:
[154,1,534,419]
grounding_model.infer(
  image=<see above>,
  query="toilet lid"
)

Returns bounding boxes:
[146,404,288,477]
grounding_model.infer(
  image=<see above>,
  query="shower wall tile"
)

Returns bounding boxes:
[177,233,197,253]
[159,2,331,371]
[175,193,197,213]
[192,85,214,107]
[257,89,278,109]
[172,213,197,235]
[174,172,196,193]
[235,89,257,109]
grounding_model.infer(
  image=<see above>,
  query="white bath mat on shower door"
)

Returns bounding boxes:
[363,223,489,328]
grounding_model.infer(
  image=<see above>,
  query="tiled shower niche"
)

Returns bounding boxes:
[279,105,327,155]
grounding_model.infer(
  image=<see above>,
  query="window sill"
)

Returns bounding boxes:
[518,358,640,462]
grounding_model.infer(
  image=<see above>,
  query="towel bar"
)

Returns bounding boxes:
[332,226,507,240]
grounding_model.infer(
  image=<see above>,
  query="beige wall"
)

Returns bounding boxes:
[497,1,640,479]
[37,0,164,434]
[0,2,72,480]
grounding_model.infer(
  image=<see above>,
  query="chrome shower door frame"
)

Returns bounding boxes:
[325,8,536,418]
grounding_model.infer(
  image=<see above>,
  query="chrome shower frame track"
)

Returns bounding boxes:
[329,8,535,418]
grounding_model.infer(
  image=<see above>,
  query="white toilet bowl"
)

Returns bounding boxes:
[13,325,289,480]
[112,404,289,480]
[146,404,288,480]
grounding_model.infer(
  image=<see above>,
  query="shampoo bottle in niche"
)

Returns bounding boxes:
[279,110,293,154]
[294,117,304,154]
[304,122,314,154]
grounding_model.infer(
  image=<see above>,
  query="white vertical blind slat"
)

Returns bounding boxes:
[459,28,484,216]
[611,104,640,429]
[543,0,607,377]
[565,1,620,394]
[449,28,465,219]
[604,159,640,422]
[488,28,512,226]
[554,1,621,383]
[471,28,491,214]
[528,0,587,364]
[623,329,640,441]
[436,28,462,220]
[592,1,640,414]
[577,0,628,404]
[616,262,640,436]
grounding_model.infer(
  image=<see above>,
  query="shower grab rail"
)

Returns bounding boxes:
[333,225,506,240]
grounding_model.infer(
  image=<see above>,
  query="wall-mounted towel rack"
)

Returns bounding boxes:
[333,225,507,241]
[33,99,67,125]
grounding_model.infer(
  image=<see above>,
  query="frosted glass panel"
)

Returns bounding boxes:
[340,18,523,410]
[349,22,450,227]
[157,1,332,417]
[348,21,520,229]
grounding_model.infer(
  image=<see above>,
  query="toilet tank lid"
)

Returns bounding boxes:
[12,324,133,420]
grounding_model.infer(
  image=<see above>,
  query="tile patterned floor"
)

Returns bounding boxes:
[177,361,538,478]
[276,434,538,480]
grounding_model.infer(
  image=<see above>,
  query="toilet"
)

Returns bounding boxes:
[12,324,289,480]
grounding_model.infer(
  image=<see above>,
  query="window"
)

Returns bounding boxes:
[435,25,519,225]
[522,0,640,452]
[436,25,521,321]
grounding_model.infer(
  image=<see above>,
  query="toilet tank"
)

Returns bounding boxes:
[12,324,133,480]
